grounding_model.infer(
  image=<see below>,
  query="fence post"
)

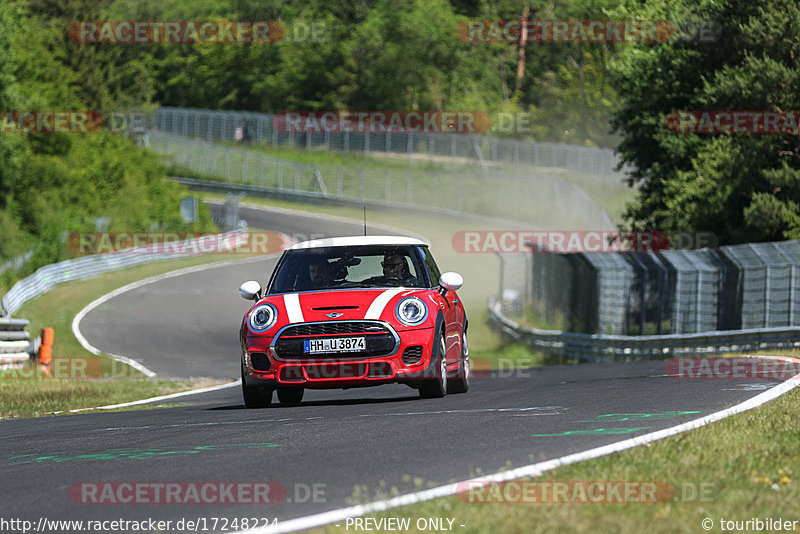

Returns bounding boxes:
[337,168,343,196]
[790,265,796,325]
[360,169,366,199]
[278,161,284,189]
[242,153,248,183]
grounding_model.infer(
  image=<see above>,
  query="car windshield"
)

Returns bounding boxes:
[269,245,427,293]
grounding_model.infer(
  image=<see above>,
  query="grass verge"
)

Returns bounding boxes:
[0,254,239,419]
[312,358,800,534]
[0,380,199,419]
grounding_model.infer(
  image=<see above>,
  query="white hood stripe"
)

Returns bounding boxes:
[283,294,305,323]
[364,289,405,320]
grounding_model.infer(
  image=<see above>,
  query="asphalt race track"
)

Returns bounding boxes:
[0,205,787,532]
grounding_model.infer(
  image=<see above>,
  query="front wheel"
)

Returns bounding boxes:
[419,334,447,399]
[241,365,272,408]
[447,331,470,394]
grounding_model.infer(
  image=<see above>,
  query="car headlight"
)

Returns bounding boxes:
[248,303,278,332]
[395,297,428,326]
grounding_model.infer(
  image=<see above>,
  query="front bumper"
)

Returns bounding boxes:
[243,324,435,389]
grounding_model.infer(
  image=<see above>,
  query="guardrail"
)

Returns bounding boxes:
[170,177,534,225]
[488,297,800,361]
[0,227,248,318]
[152,107,626,177]
[0,317,38,368]
[151,130,617,230]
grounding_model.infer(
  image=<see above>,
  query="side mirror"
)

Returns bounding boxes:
[239,280,262,301]
[439,272,463,292]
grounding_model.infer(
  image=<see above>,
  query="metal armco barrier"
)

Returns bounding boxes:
[0,228,248,318]
[488,297,800,362]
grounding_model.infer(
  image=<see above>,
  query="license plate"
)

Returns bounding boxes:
[304,337,366,353]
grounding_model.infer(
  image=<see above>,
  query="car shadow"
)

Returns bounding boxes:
[207,394,421,410]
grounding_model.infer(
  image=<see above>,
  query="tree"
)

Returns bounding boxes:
[611,0,800,243]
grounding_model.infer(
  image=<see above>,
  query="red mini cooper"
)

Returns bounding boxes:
[238,236,469,407]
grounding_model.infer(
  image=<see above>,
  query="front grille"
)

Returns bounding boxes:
[402,345,423,365]
[249,352,271,371]
[281,321,388,337]
[280,363,367,381]
[274,336,395,359]
[273,321,398,359]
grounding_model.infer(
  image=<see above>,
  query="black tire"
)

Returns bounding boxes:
[419,333,447,399]
[447,330,470,394]
[241,365,272,408]
[277,387,304,406]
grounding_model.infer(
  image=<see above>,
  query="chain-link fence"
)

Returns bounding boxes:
[525,239,800,335]
[151,107,625,178]
[148,130,617,230]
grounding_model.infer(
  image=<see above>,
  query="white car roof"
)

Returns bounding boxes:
[288,235,427,250]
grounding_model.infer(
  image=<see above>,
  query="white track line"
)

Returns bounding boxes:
[233,354,800,534]
[46,380,240,415]
[210,200,432,244]
[72,254,281,377]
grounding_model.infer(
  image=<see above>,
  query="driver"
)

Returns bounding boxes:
[381,253,406,278]
[381,252,417,285]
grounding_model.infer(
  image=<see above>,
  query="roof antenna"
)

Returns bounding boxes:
[363,206,367,236]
